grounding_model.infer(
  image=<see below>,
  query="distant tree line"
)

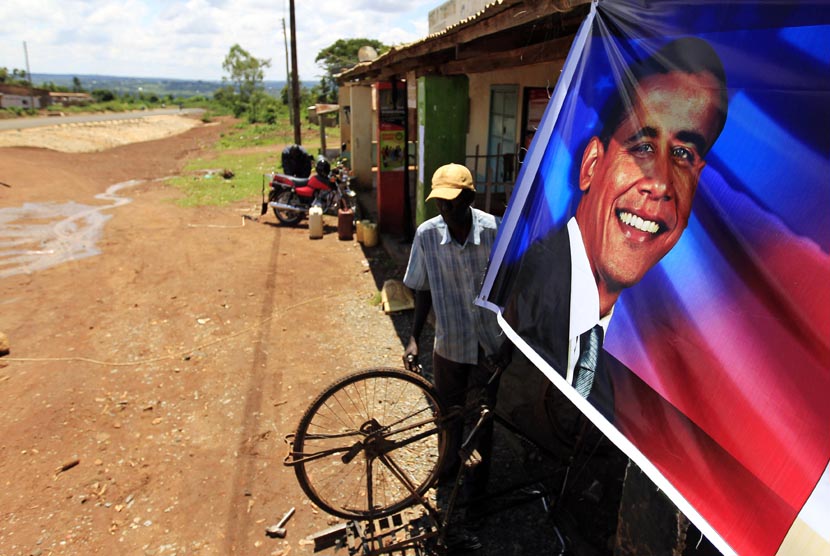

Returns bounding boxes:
[0,67,82,92]
[3,38,389,121]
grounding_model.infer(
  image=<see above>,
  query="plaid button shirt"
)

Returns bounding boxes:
[403,208,502,364]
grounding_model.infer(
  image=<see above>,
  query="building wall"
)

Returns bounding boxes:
[0,93,45,109]
[346,84,374,188]
[465,60,564,161]
[49,93,92,106]
[428,0,491,34]
[338,86,352,153]
[0,85,50,109]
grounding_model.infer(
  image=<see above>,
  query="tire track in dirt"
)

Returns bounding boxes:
[223,224,283,553]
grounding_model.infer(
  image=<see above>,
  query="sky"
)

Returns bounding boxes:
[0,0,438,83]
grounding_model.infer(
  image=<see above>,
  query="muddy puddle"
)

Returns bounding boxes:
[0,180,142,279]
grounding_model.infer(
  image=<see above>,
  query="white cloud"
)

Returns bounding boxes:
[0,0,436,82]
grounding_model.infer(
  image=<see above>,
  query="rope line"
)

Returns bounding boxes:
[1,291,338,367]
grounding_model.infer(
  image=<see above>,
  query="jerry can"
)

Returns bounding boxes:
[309,206,324,239]
[338,207,354,241]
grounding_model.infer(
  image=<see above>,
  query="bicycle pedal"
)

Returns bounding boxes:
[463,449,482,469]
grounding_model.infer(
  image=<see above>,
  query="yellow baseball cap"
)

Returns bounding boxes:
[425,163,475,201]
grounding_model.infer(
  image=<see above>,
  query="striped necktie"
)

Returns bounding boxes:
[574,325,604,398]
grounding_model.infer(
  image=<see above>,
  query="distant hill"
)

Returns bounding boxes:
[31,73,291,99]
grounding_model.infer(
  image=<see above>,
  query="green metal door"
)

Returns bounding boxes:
[416,75,469,224]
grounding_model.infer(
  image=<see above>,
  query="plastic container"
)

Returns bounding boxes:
[356,220,365,243]
[361,220,372,243]
[362,222,379,247]
[308,206,324,239]
[337,207,354,241]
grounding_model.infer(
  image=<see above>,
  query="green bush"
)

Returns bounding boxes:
[91,89,116,102]
[246,93,287,125]
[0,106,25,117]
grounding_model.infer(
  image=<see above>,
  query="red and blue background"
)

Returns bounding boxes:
[480,1,830,554]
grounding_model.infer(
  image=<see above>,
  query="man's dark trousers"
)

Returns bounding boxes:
[433,349,500,498]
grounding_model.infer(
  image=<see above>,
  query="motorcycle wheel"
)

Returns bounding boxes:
[271,189,303,226]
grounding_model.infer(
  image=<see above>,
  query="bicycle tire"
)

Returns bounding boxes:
[291,368,447,519]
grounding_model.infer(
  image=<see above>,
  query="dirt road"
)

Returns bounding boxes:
[0,115,626,556]
[0,116,411,556]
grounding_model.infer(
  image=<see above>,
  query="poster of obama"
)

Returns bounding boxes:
[476,1,830,555]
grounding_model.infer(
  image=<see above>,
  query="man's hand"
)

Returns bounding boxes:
[480,341,513,382]
[403,336,420,372]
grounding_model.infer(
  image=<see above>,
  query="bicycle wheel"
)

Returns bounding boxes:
[291,368,447,519]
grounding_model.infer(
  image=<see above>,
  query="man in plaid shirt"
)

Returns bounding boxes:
[403,163,508,550]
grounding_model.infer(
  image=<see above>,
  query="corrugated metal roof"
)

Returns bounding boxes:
[336,0,589,82]
[424,0,506,40]
[337,0,517,79]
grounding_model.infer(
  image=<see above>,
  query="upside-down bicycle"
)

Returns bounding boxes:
[281,357,607,555]
[283,365,505,554]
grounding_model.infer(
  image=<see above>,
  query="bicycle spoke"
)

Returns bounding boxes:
[378,452,419,494]
[292,369,445,518]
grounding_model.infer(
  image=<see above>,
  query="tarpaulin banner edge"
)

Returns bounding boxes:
[478,1,597,301]
[494,310,737,556]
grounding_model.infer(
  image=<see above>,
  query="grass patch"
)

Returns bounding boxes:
[369,290,383,306]
[167,151,279,207]
[217,121,333,154]
[216,122,296,150]
[166,119,339,207]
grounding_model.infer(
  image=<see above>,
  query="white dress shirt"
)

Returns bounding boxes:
[565,217,613,386]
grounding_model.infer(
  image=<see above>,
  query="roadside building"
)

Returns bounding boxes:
[0,84,50,109]
[49,91,93,106]
[336,0,588,232]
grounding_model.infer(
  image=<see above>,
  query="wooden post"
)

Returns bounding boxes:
[289,0,302,145]
[320,113,327,155]
[282,18,293,128]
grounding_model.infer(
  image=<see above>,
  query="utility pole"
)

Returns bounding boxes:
[289,0,302,145]
[282,17,293,127]
[23,41,35,112]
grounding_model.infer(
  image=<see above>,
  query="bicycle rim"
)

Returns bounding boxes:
[292,368,446,519]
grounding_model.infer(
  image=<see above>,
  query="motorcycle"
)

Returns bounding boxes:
[263,155,357,226]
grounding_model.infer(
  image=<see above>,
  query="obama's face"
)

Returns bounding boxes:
[576,70,722,298]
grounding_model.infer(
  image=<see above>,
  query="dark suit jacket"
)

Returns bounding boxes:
[496,225,616,422]
[493,227,794,553]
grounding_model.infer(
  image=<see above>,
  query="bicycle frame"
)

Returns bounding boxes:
[283,365,508,554]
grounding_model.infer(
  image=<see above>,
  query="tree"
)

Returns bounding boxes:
[280,71,310,107]
[222,44,271,105]
[71,76,85,93]
[0,67,29,86]
[91,89,116,102]
[314,38,388,103]
[40,81,69,92]
[309,79,334,104]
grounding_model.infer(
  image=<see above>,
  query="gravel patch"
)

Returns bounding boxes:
[0,115,200,152]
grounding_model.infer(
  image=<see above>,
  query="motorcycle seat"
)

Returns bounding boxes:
[273,175,310,188]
